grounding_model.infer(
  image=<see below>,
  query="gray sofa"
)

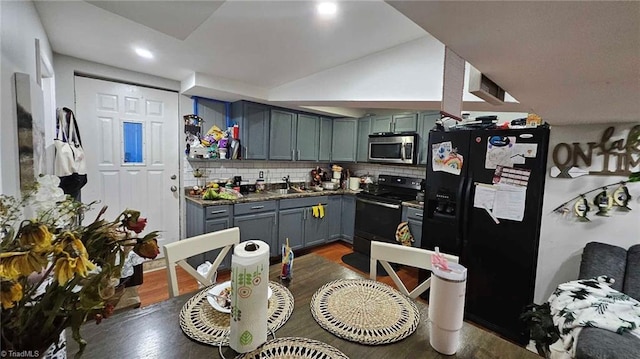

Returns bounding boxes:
[575,242,640,359]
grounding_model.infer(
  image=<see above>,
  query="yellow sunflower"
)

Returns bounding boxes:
[0,252,47,279]
[18,222,53,253]
[1,281,23,309]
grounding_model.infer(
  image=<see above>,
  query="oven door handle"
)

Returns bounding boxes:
[356,198,401,209]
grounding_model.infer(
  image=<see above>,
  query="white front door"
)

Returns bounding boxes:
[75,76,179,252]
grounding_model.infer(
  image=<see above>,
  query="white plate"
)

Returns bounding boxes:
[206,281,273,313]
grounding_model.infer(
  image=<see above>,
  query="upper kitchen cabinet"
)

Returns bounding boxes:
[269,109,297,160]
[296,114,320,161]
[417,111,440,164]
[371,113,418,133]
[319,117,332,161]
[392,113,418,133]
[356,116,372,162]
[331,119,357,162]
[195,97,227,132]
[371,115,392,133]
[232,101,270,160]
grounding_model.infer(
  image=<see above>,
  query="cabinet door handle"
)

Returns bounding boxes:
[210,210,227,215]
[414,213,423,218]
[251,205,265,210]
[297,149,300,160]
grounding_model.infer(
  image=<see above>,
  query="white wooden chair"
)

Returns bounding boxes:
[370,241,459,299]
[163,227,240,297]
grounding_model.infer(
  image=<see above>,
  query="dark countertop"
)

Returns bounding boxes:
[185,189,358,206]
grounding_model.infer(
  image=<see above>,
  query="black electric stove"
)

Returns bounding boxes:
[353,175,422,255]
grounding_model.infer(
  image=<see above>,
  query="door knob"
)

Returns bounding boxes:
[171,174,177,180]
[170,185,177,192]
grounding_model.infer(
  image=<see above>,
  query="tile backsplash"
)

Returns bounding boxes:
[183,159,426,187]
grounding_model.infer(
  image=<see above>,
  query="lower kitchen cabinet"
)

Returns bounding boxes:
[327,196,342,240]
[234,201,278,257]
[341,195,356,243]
[185,201,233,270]
[402,206,424,248]
[278,197,329,252]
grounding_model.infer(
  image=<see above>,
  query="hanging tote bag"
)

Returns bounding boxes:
[54,107,87,199]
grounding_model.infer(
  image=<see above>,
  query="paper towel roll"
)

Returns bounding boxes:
[230,240,270,353]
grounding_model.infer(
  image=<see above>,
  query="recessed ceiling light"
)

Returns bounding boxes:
[135,48,154,59]
[317,2,337,16]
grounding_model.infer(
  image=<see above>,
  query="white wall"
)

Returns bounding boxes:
[0,0,53,196]
[269,36,445,102]
[534,123,640,303]
[54,54,181,111]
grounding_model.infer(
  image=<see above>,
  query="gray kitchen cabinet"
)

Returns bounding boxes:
[418,111,440,164]
[234,201,278,256]
[341,195,356,243]
[356,116,371,162]
[319,117,332,161]
[371,113,418,133]
[327,196,342,240]
[371,115,392,133]
[185,201,233,269]
[392,113,418,133]
[296,114,320,161]
[402,206,424,248]
[232,101,270,160]
[331,119,357,162]
[270,111,319,161]
[278,196,329,251]
[278,208,305,251]
[196,97,227,132]
[269,109,297,160]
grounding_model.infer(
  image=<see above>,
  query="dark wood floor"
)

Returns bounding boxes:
[139,241,419,307]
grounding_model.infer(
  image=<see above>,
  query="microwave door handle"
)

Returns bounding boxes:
[401,143,406,161]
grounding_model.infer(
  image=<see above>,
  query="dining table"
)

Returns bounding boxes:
[66,253,541,359]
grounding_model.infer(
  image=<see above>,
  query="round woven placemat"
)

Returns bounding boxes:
[180,281,294,346]
[310,279,420,345]
[235,337,349,359]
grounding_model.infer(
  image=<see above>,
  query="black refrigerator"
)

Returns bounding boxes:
[420,126,550,345]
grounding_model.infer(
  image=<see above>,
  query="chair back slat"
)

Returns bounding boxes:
[370,241,458,299]
[163,227,240,297]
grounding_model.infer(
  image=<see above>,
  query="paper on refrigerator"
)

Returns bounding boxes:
[432,141,464,175]
[492,184,527,222]
[473,183,527,222]
[473,184,497,210]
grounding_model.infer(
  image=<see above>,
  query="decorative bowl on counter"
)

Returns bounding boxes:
[322,181,339,190]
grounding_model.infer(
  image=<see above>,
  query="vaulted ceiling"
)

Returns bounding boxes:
[34,1,640,125]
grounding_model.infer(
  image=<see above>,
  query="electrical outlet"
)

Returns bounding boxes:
[259,171,264,179]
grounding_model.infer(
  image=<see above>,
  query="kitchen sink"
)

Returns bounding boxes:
[269,188,312,195]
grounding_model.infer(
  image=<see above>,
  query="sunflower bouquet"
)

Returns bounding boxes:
[0,175,160,357]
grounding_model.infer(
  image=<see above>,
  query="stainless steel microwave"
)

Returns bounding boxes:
[368,133,417,165]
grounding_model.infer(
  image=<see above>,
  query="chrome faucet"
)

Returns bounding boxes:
[283,175,291,190]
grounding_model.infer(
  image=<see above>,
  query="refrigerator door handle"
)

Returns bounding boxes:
[461,175,474,249]
[455,176,467,247]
